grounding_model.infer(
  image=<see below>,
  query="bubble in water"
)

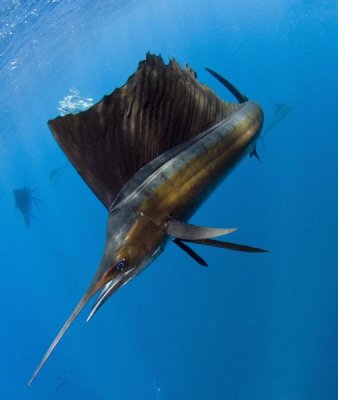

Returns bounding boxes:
[57,88,93,116]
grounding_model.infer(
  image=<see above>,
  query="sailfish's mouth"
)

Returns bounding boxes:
[86,269,136,322]
[87,246,164,322]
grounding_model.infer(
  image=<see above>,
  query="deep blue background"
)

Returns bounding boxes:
[1,0,338,399]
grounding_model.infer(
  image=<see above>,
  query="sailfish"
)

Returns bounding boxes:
[29,53,266,385]
[13,180,43,227]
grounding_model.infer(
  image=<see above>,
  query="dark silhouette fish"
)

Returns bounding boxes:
[265,103,292,134]
[29,54,267,385]
[13,181,42,227]
[49,164,67,187]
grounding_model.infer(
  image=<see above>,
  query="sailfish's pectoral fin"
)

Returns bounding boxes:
[173,238,208,267]
[166,219,236,240]
[179,238,268,253]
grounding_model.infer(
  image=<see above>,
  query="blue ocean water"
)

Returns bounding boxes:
[1,0,338,398]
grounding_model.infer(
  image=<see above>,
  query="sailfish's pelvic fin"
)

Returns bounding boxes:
[173,238,208,267]
[180,238,268,253]
[166,219,236,240]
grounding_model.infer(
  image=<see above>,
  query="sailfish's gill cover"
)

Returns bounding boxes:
[48,53,240,208]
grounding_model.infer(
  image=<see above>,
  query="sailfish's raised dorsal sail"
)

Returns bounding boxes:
[48,53,240,208]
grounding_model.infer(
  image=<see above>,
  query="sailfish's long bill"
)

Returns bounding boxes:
[29,53,266,385]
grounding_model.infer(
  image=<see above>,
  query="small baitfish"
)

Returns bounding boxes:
[29,53,266,385]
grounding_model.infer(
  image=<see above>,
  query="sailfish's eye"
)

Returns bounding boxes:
[116,259,126,271]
